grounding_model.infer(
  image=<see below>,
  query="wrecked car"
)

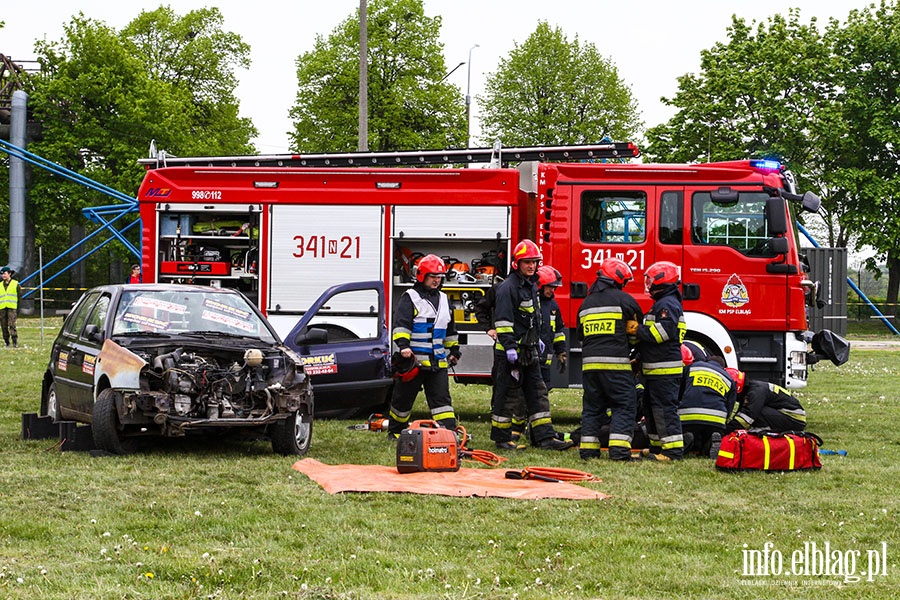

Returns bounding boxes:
[40,284,313,455]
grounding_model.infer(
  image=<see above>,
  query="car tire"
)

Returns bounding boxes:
[41,381,60,422]
[92,389,129,455]
[271,410,312,456]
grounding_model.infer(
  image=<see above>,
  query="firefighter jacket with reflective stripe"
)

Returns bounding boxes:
[473,283,498,334]
[391,285,459,369]
[578,278,642,372]
[637,288,685,377]
[493,271,541,351]
[730,379,807,430]
[540,296,566,364]
[0,279,19,310]
[678,360,738,427]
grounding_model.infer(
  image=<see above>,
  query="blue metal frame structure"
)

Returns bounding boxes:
[1,139,141,298]
[798,223,899,336]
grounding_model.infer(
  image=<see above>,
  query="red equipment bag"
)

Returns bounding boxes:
[396,420,460,473]
[715,429,823,471]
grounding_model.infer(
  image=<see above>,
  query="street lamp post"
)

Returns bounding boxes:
[465,44,479,149]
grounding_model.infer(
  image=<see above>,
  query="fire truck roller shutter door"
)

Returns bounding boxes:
[268,205,384,313]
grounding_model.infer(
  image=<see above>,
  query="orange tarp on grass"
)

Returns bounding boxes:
[292,459,609,500]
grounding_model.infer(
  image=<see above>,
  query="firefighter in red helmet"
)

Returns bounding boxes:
[536,265,567,389]
[490,240,572,450]
[636,261,687,461]
[577,258,643,461]
[387,254,460,438]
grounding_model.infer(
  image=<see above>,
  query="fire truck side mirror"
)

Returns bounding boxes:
[768,237,789,255]
[766,198,788,234]
[800,191,821,213]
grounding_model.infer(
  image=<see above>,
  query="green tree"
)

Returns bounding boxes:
[289,0,465,152]
[642,11,858,247]
[25,7,255,287]
[478,22,641,147]
[828,0,900,311]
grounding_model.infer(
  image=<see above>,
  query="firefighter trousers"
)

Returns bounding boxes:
[388,368,456,435]
[642,375,684,459]
[581,370,637,460]
[490,350,554,444]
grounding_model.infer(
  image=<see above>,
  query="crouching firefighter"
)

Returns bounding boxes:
[387,254,460,438]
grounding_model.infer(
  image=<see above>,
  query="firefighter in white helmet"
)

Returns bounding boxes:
[387,254,460,438]
[490,240,572,451]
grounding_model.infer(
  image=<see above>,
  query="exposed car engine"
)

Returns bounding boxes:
[127,344,308,424]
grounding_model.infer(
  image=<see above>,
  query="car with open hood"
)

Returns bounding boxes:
[40,284,313,455]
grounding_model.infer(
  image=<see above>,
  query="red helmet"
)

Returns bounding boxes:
[681,344,694,366]
[511,239,542,270]
[725,368,745,394]
[537,266,563,288]
[644,261,681,294]
[391,352,419,382]
[415,254,447,283]
[597,258,633,287]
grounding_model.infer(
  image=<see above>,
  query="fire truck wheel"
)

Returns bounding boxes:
[271,410,313,456]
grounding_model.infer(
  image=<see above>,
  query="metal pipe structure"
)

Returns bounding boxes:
[8,90,27,272]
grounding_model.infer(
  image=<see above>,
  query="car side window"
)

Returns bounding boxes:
[62,292,100,338]
[83,294,111,340]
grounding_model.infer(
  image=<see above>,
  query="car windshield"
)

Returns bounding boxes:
[112,289,277,344]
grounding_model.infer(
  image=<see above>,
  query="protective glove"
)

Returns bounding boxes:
[506,348,518,364]
[557,351,567,373]
[539,339,546,354]
[448,355,459,367]
[626,320,639,335]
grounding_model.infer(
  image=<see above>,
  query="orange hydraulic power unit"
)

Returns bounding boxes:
[396,420,460,473]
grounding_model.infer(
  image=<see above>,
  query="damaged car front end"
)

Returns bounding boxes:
[42,285,314,455]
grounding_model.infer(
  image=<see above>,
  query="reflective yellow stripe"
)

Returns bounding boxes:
[787,436,795,469]
[719,449,733,459]
[763,436,770,469]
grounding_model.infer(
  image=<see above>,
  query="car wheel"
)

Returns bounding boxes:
[271,410,312,456]
[41,381,60,422]
[92,389,129,455]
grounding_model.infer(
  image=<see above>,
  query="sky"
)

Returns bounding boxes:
[2,0,876,154]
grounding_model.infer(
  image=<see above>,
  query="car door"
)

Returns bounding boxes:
[283,281,391,414]
[53,291,101,418]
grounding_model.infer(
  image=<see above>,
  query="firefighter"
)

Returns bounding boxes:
[537,265,567,389]
[0,266,20,348]
[678,347,738,458]
[474,282,528,449]
[636,261,687,461]
[387,254,460,438]
[577,258,643,461]
[727,371,807,433]
[491,239,572,451]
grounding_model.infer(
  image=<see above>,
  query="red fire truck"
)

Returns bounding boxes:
[136,143,846,412]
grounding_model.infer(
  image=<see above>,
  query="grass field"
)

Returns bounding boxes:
[0,317,897,599]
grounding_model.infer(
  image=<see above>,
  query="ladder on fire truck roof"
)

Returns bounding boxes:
[138,140,640,169]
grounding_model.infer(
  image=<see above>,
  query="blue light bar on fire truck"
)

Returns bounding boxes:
[749,159,782,172]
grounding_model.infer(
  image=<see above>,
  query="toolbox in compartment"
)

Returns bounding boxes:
[444,287,484,324]
[160,261,232,276]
